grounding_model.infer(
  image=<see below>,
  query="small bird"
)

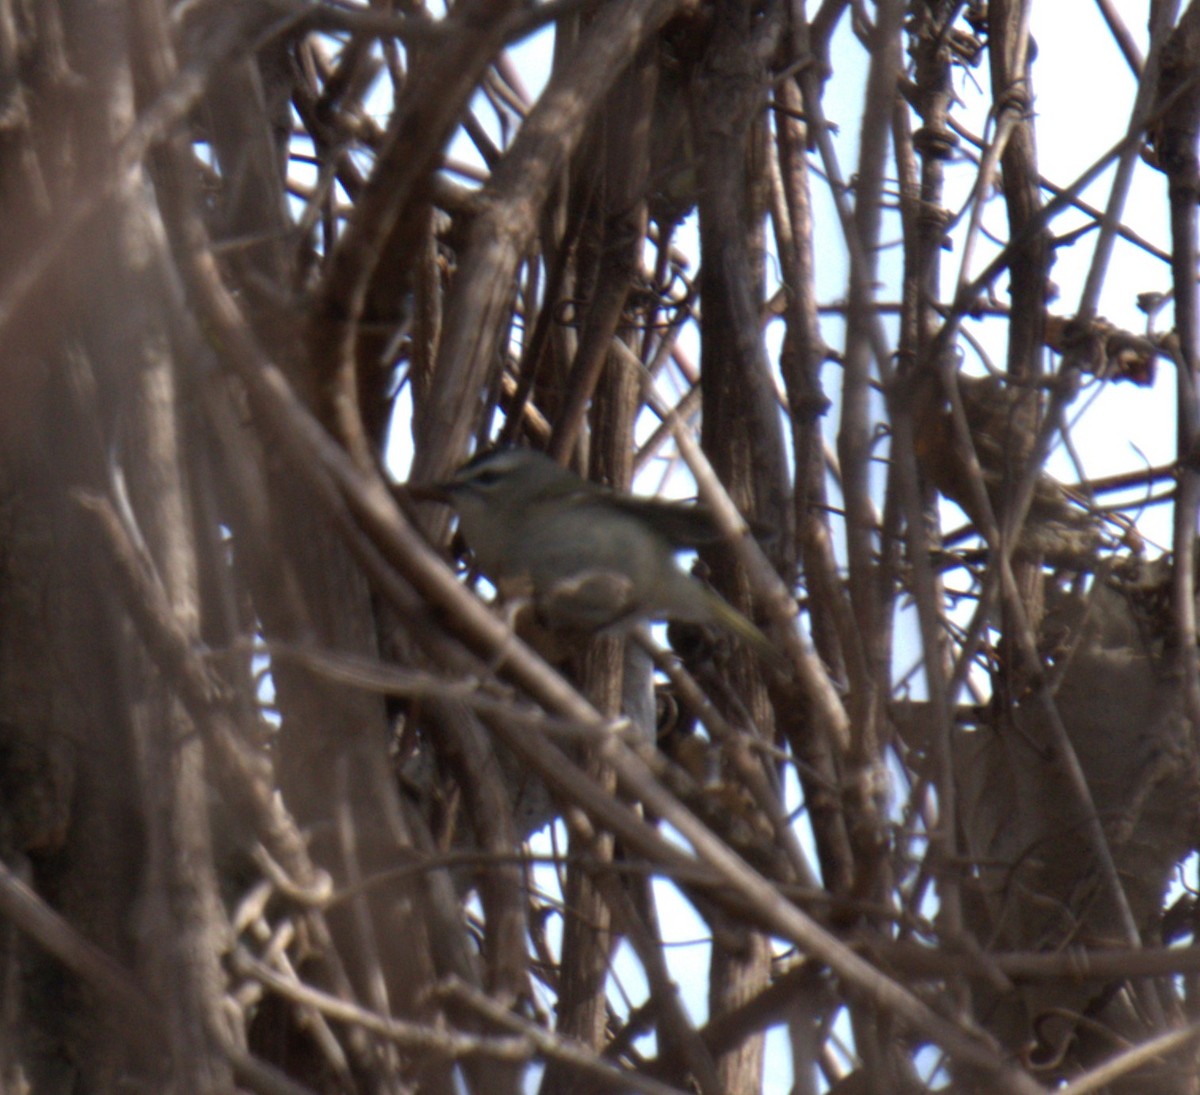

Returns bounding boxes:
[420,447,777,662]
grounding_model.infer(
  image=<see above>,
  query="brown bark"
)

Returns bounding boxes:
[0,2,1196,1094]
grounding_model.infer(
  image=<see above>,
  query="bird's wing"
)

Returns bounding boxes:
[538,569,640,632]
[603,494,724,547]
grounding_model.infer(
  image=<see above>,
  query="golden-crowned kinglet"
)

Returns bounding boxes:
[423,448,776,661]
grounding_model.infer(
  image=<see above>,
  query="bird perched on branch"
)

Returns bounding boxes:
[417,447,778,663]
[914,372,1101,565]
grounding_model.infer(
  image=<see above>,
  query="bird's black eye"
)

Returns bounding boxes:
[471,469,504,487]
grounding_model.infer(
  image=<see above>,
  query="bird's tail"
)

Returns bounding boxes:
[699,587,785,670]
